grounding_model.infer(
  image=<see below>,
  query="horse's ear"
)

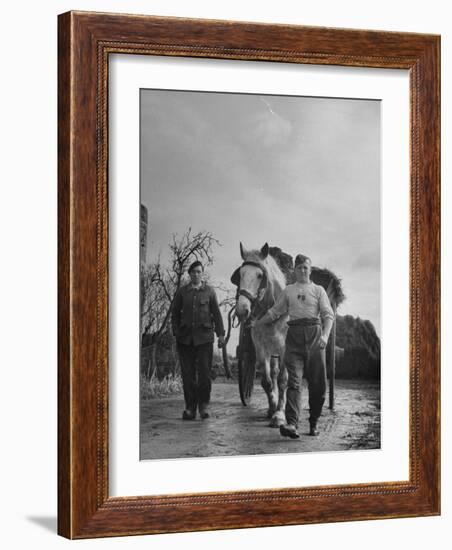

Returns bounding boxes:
[240,242,246,260]
[230,267,241,287]
[260,242,269,259]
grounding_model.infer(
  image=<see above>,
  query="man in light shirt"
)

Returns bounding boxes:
[255,254,334,438]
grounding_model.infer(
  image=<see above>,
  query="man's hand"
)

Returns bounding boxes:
[319,334,329,350]
[217,335,226,348]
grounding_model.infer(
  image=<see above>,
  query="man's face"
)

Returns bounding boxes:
[189,266,203,285]
[295,261,311,283]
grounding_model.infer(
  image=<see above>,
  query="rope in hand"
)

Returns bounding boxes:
[221,304,238,379]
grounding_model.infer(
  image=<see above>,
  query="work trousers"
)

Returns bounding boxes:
[283,324,327,428]
[177,342,213,412]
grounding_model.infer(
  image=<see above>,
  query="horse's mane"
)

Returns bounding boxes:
[268,246,294,283]
[242,249,286,289]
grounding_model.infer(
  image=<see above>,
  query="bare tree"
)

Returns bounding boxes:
[141,228,220,378]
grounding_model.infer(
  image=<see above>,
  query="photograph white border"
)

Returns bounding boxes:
[109,54,409,497]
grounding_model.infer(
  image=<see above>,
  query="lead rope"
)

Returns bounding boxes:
[221,283,269,378]
[221,304,237,379]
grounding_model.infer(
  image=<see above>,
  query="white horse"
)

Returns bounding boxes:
[231,242,288,427]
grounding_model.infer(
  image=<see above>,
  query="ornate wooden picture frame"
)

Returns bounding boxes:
[58,11,440,539]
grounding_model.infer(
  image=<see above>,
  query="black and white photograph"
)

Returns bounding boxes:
[139,89,381,460]
[1,0,446,546]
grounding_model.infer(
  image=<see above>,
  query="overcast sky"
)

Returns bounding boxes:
[141,89,380,334]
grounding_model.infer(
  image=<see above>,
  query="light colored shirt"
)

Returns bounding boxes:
[267,282,334,323]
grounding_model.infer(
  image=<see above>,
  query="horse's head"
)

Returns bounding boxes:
[231,242,269,322]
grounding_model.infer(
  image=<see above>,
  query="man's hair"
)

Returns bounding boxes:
[294,254,312,267]
[188,260,204,273]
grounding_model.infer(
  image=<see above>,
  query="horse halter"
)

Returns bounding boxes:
[230,260,268,305]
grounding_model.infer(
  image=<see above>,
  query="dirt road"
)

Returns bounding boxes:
[140,379,380,460]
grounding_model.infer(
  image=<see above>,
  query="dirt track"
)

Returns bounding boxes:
[140,379,380,460]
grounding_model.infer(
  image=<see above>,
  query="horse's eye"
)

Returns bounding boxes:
[257,273,262,278]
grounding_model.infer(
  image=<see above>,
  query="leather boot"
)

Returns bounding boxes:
[182,409,196,420]
[309,420,319,436]
[279,424,300,439]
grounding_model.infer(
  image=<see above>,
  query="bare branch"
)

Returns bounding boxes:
[140,227,221,344]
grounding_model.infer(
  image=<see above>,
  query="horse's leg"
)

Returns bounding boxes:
[270,355,279,396]
[258,355,277,420]
[268,355,285,427]
[270,356,287,427]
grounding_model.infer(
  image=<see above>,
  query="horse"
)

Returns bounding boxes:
[231,242,289,427]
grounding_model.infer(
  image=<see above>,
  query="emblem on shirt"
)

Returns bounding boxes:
[297,294,306,302]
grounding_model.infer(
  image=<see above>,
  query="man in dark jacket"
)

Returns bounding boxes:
[171,261,225,420]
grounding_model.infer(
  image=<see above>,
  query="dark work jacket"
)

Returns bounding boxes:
[171,283,225,346]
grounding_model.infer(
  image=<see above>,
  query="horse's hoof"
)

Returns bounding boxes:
[269,410,286,427]
[269,415,284,428]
